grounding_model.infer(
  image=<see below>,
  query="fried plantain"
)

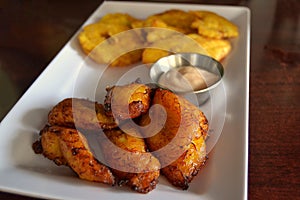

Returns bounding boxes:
[139,88,208,189]
[48,98,118,130]
[78,23,128,55]
[99,13,139,27]
[131,10,197,50]
[131,17,170,30]
[104,83,152,120]
[100,123,160,193]
[188,33,232,61]
[190,10,239,39]
[161,135,207,189]
[33,125,67,166]
[78,13,143,67]
[141,33,207,64]
[87,34,143,67]
[142,48,170,64]
[132,17,184,43]
[145,9,197,34]
[35,125,115,185]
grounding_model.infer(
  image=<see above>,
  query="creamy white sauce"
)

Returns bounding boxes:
[158,66,219,92]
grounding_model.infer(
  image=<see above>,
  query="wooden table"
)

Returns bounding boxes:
[0,0,299,199]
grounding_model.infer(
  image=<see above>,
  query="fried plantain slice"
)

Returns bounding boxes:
[142,48,170,64]
[33,125,67,166]
[141,33,207,64]
[104,83,152,120]
[78,23,129,55]
[98,13,139,27]
[131,18,181,45]
[145,9,197,34]
[188,33,232,61]
[131,10,197,49]
[34,125,115,185]
[57,126,115,184]
[142,32,231,63]
[131,18,169,30]
[100,123,160,193]
[190,10,239,39]
[86,33,143,67]
[161,135,207,189]
[78,13,143,67]
[48,98,118,130]
[139,88,208,189]
[131,17,184,42]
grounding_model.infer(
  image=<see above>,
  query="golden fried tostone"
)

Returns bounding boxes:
[78,10,239,66]
[190,10,239,39]
[141,32,232,63]
[188,33,232,61]
[141,33,207,64]
[78,13,143,66]
[135,9,197,34]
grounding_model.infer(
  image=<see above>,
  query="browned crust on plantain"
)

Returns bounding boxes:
[139,88,208,189]
[100,127,160,193]
[161,135,207,189]
[48,98,118,130]
[104,84,152,120]
[35,125,115,185]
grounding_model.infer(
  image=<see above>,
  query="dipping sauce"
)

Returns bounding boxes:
[158,66,220,92]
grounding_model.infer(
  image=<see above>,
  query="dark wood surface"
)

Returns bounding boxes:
[0,0,299,199]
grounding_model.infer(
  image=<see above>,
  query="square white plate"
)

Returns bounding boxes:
[0,1,250,199]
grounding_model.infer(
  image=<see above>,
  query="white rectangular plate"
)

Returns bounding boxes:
[0,1,250,199]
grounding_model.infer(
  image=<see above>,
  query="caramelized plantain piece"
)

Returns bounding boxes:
[104,83,152,120]
[161,135,207,189]
[100,123,160,193]
[190,10,239,39]
[58,126,115,184]
[48,98,117,130]
[139,88,208,189]
[33,125,67,166]
[34,125,115,185]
